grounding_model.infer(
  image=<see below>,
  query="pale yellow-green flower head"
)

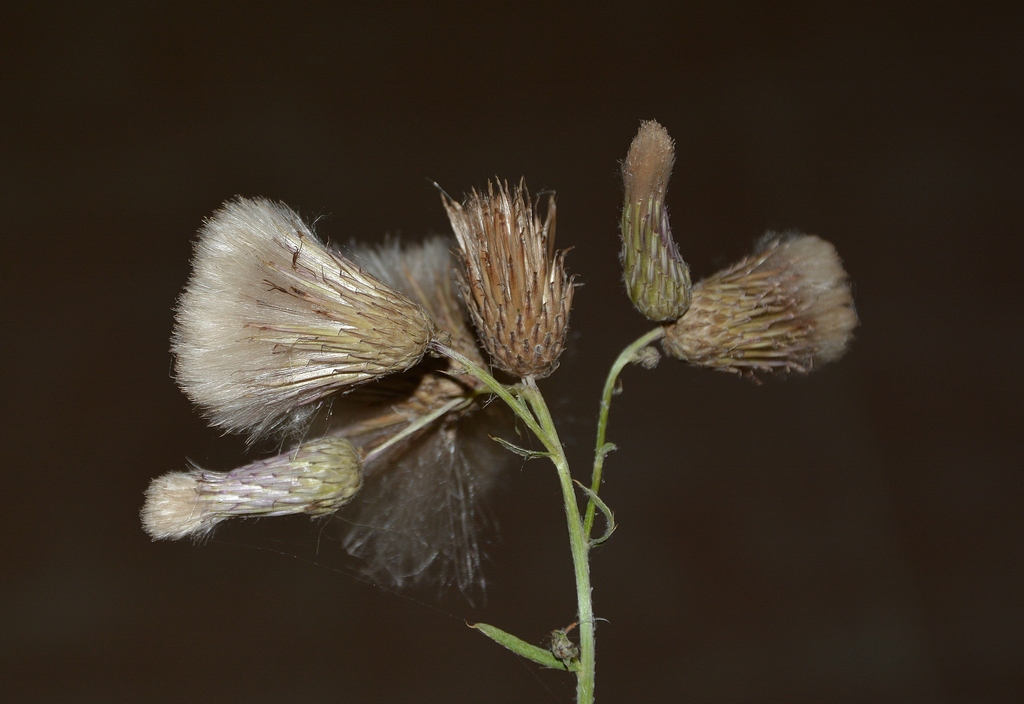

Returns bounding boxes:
[141,437,363,541]
[620,120,692,321]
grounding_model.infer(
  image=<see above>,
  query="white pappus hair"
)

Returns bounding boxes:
[172,197,437,440]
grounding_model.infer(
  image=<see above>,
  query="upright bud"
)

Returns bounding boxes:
[442,179,574,379]
[621,120,692,321]
[663,233,858,375]
[141,437,363,540]
[173,197,437,438]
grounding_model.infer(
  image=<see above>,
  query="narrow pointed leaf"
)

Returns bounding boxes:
[575,480,617,547]
[469,622,569,670]
[491,436,552,460]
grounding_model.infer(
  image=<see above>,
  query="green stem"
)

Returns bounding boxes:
[520,378,595,704]
[431,342,597,704]
[429,342,543,439]
[361,396,471,464]
[583,327,665,541]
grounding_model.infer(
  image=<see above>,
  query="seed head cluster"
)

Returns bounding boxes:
[148,221,514,593]
[146,121,857,595]
[619,120,858,375]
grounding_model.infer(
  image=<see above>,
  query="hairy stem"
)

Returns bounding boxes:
[432,341,596,703]
[521,378,596,704]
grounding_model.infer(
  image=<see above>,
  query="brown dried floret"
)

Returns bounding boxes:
[663,233,858,375]
[442,179,574,379]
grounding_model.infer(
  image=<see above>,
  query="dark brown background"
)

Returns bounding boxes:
[2,3,1021,702]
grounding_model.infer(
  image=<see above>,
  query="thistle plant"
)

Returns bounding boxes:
[144,120,858,703]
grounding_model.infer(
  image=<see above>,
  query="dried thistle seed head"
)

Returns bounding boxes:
[141,437,362,541]
[172,197,437,439]
[621,120,692,321]
[663,233,858,375]
[442,179,574,379]
[328,236,493,466]
[322,361,512,598]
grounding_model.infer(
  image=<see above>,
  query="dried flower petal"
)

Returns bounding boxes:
[621,120,692,321]
[442,179,574,379]
[663,233,858,375]
[172,197,437,438]
[141,437,362,540]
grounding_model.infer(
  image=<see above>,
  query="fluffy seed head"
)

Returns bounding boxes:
[172,197,437,438]
[662,233,858,375]
[141,437,363,540]
[442,179,574,379]
[621,120,692,321]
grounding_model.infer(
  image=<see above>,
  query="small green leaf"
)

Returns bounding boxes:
[469,622,569,670]
[491,436,551,460]
[597,442,617,460]
[575,480,616,547]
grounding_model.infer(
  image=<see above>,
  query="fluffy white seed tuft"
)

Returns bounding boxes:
[172,197,436,439]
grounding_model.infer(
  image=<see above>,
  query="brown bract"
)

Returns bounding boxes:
[663,233,858,376]
[442,179,574,379]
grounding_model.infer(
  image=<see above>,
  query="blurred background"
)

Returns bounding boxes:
[2,3,1021,702]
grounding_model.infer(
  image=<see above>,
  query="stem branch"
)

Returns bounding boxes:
[520,378,595,704]
[584,327,665,540]
[433,343,598,703]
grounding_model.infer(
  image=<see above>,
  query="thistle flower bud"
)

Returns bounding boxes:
[621,120,692,321]
[141,437,363,540]
[442,179,574,379]
[172,197,437,438]
[663,233,858,375]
